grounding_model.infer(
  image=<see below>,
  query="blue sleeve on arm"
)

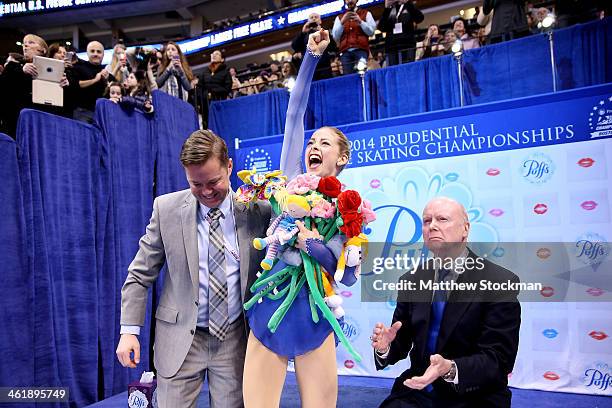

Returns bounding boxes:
[279,50,320,179]
[305,238,338,276]
[340,265,358,287]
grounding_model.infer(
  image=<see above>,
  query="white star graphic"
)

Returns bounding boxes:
[277,16,285,25]
[609,96,612,102]
[600,101,605,105]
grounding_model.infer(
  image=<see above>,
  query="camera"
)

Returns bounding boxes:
[134,47,159,70]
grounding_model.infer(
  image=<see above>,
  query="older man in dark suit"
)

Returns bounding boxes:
[371,196,521,408]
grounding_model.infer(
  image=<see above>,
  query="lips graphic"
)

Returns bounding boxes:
[537,248,551,259]
[589,331,608,341]
[489,208,504,217]
[493,247,505,257]
[369,179,381,189]
[344,360,355,369]
[486,168,501,176]
[586,287,604,297]
[341,291,353,298]
[543,371,560,381]
[580,201,598,211]
[542,329,558,339]
[577,158,595,168]
[445,172,459,182]
[540,286,555,297]
[534,203,548,214]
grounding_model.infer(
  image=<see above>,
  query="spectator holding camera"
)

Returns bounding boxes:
[0,34,69,137]
[72,40,111,123]
[378,0,424,65]
[106,43,130,84]
[416,23,445,61]
[156,41,194,102]
[292,12,334,80]
[332,0,377,74]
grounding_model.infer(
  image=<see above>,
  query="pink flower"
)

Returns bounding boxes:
[286,173,321,195]
[311,199,336,219]
[360,199,376,224]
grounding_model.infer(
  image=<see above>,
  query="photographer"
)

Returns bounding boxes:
[129,47,159,91]
[292,12,334,80]
[156,41,194,102]
[378,0,424,66]
[332,0,376,75]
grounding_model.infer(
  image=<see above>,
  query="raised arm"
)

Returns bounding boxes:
[280,30,330,179]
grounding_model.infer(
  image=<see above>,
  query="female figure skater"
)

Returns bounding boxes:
[243,29,356,408]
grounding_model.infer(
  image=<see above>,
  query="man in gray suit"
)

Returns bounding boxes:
[116,129,272,407]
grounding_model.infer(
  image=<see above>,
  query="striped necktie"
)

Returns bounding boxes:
[208,208,229,341]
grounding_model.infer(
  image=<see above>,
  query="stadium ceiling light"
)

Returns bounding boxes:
[16,41,22,46]
[66,41,72,46]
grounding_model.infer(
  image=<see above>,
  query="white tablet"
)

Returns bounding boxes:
[33,55,65,83]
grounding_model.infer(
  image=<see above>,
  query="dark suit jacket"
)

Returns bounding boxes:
[376,249,521,408]
[378,3,424,51]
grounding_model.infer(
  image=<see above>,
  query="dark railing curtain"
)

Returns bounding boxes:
[0,92,198,407]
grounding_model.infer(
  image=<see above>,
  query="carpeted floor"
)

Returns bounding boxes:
[87,372,612,407]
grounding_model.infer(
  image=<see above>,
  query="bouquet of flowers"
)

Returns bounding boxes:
[237,169,375,361]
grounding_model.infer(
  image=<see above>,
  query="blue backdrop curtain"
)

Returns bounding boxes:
[152,91,196,196]
[209,88,289,143]
[307,73,365,128]
[0,134,32,408]
[95,99,156,398]
[365,54,460,120]
[0,95,199,406]
[208,18,611,141]
[553,17,612,90]
[17,110,100,407]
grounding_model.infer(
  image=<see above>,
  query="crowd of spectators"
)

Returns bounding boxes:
[0,0,607,136]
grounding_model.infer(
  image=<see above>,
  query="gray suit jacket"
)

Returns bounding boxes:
[120,189,271,377]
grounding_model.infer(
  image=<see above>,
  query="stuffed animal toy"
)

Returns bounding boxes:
[335,233,369,284]
[253,193,311,270]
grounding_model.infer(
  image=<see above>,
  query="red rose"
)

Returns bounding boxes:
[337,190,363,238]
[317,176,342,198]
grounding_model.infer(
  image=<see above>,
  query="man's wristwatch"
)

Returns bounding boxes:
[442,360,457,381]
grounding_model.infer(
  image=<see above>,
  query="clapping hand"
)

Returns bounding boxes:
[403,354,453,389]
[371,321,402,352]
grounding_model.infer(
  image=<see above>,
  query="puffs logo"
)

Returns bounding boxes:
[582,362,612,392]
[340,317,360,343]
[575,233,609,265]
[128,390,149,408]
[521,153,555,184]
